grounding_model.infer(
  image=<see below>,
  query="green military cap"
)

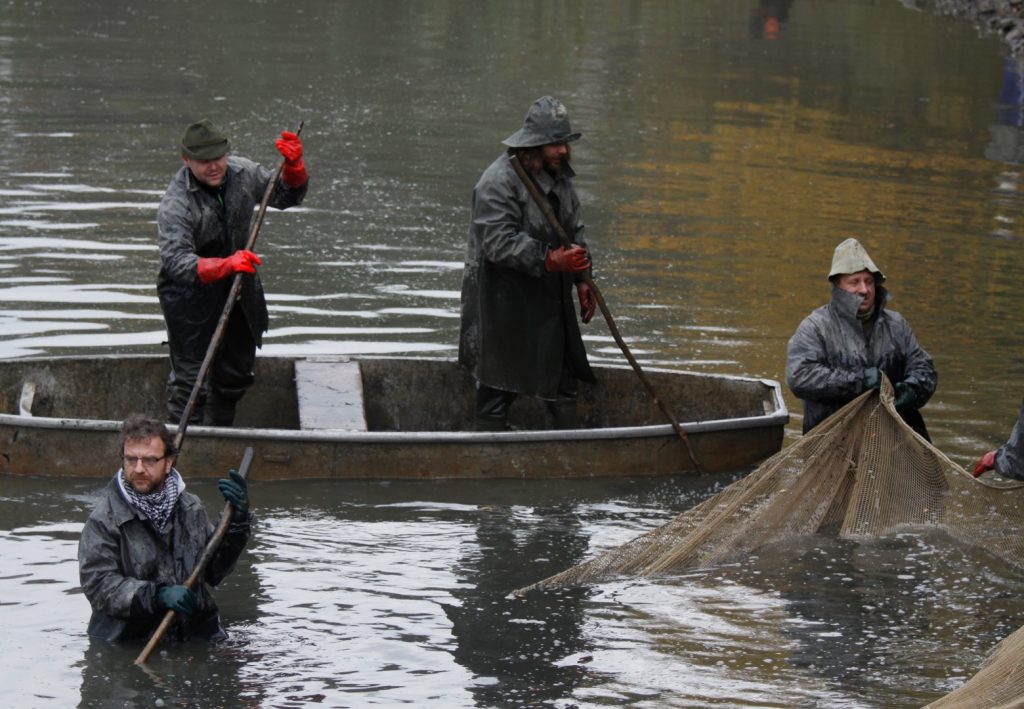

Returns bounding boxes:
[181,119,230,160]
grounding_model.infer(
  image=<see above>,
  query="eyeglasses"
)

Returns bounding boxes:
[123,454,168,469]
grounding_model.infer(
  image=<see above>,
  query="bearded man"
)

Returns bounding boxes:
[459,96,598,431]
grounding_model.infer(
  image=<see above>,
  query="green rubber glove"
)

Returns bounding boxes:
[893,381,915,411]
[217,469,249,519]
[863,367,881,391]
[157,585,197,615]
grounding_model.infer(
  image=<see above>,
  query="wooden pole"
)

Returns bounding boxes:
[508,153,704,474]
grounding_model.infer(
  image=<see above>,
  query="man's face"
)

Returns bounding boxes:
[183,154,228,188]
[122,435,174,494]
[836,270,876,314]
[541,142,570,174]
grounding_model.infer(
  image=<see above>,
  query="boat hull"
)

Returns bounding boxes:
[0,355,788,480]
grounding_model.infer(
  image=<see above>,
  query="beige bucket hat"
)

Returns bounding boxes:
[828,238,885,282]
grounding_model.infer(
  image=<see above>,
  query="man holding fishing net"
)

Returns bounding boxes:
[78,414,251,643]
[972,401,1024,479]
[786,237,937,440]
[459,96,597,431]
[157,119,309,427]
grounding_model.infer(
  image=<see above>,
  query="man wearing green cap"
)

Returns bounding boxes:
[459,96,597,431]
[157,119,308,426]
[785,237,937,439]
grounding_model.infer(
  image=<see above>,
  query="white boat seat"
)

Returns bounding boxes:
[294,359,367,431]
[19,382,35,417]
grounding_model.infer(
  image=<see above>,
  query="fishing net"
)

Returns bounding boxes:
[515,376,1024,587]
[924,622,1024,708]
[516,376,1024,703]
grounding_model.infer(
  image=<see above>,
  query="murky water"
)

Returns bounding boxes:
[3,0,1024,706]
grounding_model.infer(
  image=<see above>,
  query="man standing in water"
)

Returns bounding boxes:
[157,119,308,426]
[786,237,937,439]
[78,414,251,642]
[459,96,597,431]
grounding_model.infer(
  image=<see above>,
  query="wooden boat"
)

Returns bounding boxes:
[0,355,788,480]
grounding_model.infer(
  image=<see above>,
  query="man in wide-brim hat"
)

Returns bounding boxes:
[458,96,598,431]
[785,237,937,439]
[157,119,309,426]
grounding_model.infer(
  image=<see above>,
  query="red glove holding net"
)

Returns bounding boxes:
[972,450,996,477]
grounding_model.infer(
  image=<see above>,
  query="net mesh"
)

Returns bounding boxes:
[515,377,1024,703]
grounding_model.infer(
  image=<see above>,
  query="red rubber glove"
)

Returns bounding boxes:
[545,245,590,273]
[972,450,997,478]
[197,250,262,284]
[275,131,307,187]
[577,281,596,323]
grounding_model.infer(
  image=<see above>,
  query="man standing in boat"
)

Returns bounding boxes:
[78,414,251,642]
[459,96,597,431]
[157,119,308,426]
[785,237,937,439]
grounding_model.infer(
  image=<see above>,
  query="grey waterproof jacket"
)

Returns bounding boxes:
[458,152,595,398]
[78,475,250,642]
[786,285,937,436]
[157,156,307,357]
[994,399,1024,480]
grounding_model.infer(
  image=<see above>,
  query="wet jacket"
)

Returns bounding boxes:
[78,475,251,642]
[458,151,596,399]
[157,156,307,357]
[786,285,937,436]
[994,399,1024,480]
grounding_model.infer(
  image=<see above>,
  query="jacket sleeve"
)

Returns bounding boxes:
[786,315,864,402]
[996,400,1024,480]
[892,319,937,409]
[471,172,547,277]
[78,514,161,621]
[238,157,307,212]
[157,186,202,287]
[204,513,252,587]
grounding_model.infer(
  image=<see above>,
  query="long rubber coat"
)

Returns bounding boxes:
[459,152,595,399]
[786,285,937,437]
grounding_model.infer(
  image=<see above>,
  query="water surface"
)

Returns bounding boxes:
[2,1,1024,706]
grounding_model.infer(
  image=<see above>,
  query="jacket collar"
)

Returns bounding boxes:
[105,472,196,528]
[830,283,889,322]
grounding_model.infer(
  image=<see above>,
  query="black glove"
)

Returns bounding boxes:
[894,381,915,411]
[157,584,197,615]
[863,367,881,391]
[217,469,249,520]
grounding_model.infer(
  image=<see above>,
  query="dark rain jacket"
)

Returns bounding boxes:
[458,152,596,399]
[785,285,937,437]
[994,399,1024,480]
[157,156,307,358]
[78,475,251,642]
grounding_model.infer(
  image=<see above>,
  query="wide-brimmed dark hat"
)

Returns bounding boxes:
[181,119,230,160]
[502,96,581,148]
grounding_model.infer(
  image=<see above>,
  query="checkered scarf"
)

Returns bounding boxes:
[116,468,185,533]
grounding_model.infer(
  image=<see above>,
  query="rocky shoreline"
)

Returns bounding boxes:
[914,0,1024,55]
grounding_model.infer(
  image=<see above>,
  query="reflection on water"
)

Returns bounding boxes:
[3,0,1024,706]
[3,474,1023,708]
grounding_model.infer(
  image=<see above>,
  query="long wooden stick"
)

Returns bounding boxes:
[134,447,254,665]
[508,154,704,474]
[173,121,305,453]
